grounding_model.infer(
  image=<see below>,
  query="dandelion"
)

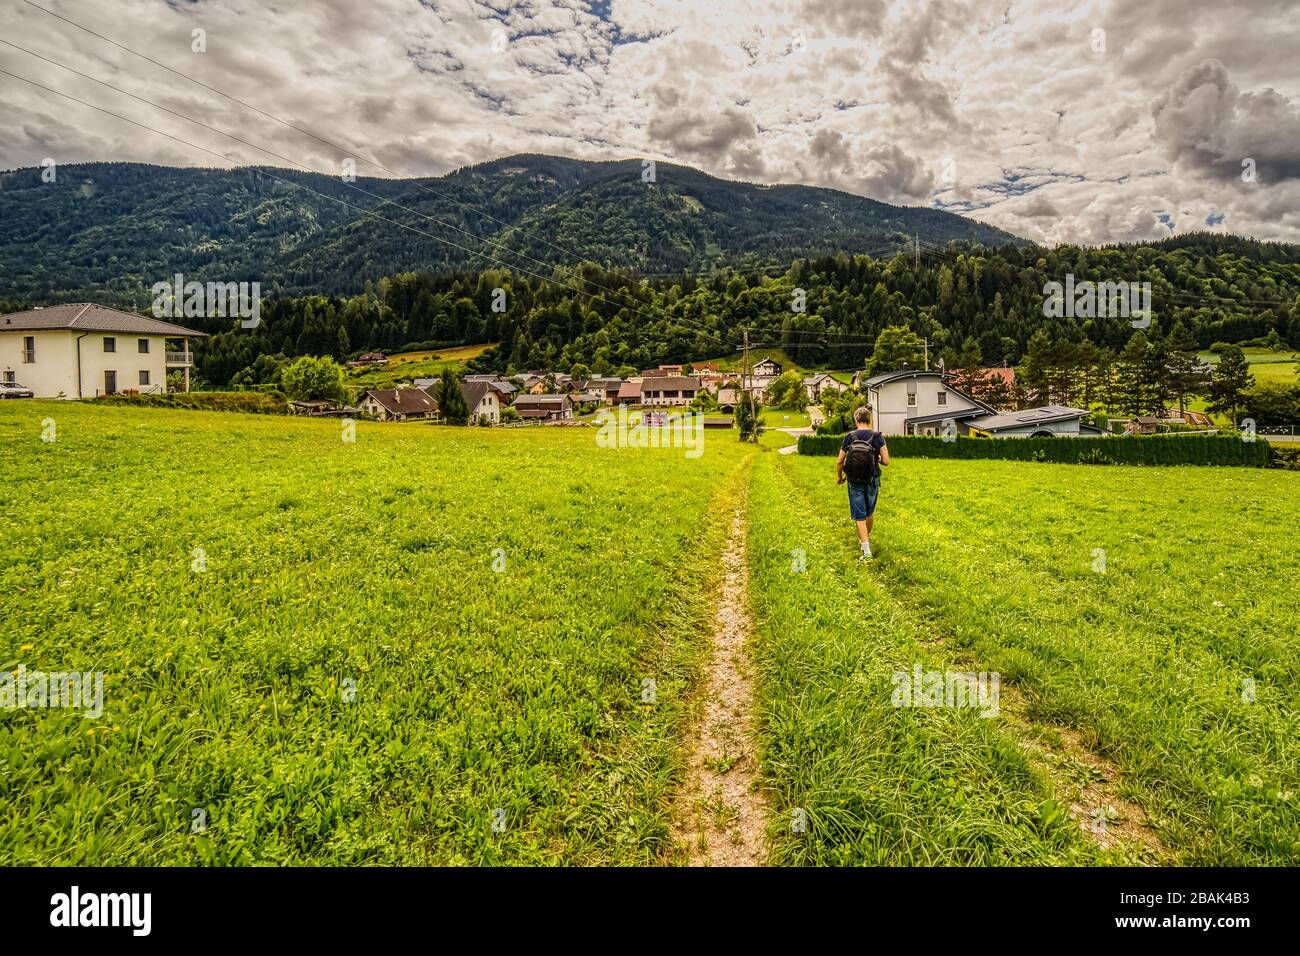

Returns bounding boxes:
[20,643,33,652]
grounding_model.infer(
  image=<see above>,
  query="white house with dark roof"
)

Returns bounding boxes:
[0,303,205,398]
[863,369,993,436]
[639,375,701,407]
[359,387,439,422]
[864,369,1100,437]
[802,372,840,402]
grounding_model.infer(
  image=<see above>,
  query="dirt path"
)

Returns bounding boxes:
[672,504,767,866]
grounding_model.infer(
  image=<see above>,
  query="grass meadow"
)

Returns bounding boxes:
[757,454,1299,864]
[1,402,748,864]
[2,401,1296,865]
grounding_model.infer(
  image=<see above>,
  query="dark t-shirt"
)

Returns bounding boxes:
[840,428,886,484]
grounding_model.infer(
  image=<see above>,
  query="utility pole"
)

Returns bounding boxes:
[742,328,751,396]
[923,337,930,371]
[914,233,920,271]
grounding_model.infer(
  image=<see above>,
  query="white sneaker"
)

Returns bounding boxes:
[859,543,873,561]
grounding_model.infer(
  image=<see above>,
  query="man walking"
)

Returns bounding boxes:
[836,406,890,560]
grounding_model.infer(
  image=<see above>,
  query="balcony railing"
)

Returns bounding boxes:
[165,351,193,366]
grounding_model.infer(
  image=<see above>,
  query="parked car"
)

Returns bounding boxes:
[0,382,34,399]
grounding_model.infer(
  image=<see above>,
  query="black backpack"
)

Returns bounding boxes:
[844,431,880,483]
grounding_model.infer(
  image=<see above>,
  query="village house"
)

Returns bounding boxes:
[1125,415,1163,435]
[967,405,1104,437]
[347,351,388,368]
[462,380,501,423]
[419,379,502,423]
[863,369,992,436]
[615,380,641,406]
[458,374,517,404]
[0,303,205,399]
[640,375,701,407]
[742,356,782,402]
[514,393,573,421]
[575,377,624,404]
[714,381,741,412]
[864,369,1101,437]
[802,372,840,402]
[359,387,439,422]
[692,362,727,387]
[524,372,571,394]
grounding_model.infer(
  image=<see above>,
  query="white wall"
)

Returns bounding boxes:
[0,330,174,398]
[78,333,170,398]
[0,330,76,397]
[473,390,500,423]
[868,374,983,436]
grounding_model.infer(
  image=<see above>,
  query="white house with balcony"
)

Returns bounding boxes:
[0,303,205,399]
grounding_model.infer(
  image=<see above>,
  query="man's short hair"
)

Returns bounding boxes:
[853,405,872,424]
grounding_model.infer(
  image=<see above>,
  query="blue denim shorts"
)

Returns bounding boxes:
[847,479,880,521]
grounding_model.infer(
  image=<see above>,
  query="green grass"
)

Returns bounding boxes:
[344,343,495,390]
[1200,348,1299,387]
[0,401,749,864]
[2,401,1296,866]
[763,453,1299,863]
[748,454,1097,864]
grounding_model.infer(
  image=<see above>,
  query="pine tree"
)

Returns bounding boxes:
[1020,330,1053,407]
[1113,332,1152,418]
[1165,321,1207,415]
[1207,345,1254,426]
[438,368,470,425]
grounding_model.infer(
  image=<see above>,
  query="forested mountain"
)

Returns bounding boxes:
[189,232,1300,387]
[0,154,1020,304]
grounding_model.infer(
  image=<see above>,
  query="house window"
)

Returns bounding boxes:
[138,339,150,354]
[907,392,917,407]
[937,391,947,406]
[3,370,14,383]
[139,370,150,386]
[103,337,116,353]
[22,336,35,363]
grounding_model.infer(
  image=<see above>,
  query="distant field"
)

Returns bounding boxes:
[754,453,1299,864]
[0,402,748,864]
[1199,348,1299,386]
[344,343,496,389]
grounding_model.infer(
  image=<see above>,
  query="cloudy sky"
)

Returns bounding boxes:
[2,0,1298,245]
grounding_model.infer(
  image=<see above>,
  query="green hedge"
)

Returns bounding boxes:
[797,433,1272,467]
[91,392,288,415]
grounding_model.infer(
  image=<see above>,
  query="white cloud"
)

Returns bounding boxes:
[0,0,1296,243]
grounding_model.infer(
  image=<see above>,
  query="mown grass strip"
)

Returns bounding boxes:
[748,454,1097,865]
[778,454,1300,864]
